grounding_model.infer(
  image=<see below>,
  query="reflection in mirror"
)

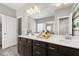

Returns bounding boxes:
[59,17,69,35]
[46,25,52,32]
[37,23,44,32]
[36,16,54,33]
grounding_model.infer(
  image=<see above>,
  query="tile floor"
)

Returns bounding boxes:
[0,45,19,56]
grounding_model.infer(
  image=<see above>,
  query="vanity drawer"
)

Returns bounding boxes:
[33,40,46,56]
[33,40,46,48]
[26,38,32,44]
[18,37,26,42]
[33,45,46,52]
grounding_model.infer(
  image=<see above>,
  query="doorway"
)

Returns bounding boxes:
[18,17,22,35]
[0,15,2,48]
[59,17,69,35]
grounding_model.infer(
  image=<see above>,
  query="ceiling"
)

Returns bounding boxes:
[3,3,26,10]
[2,3,74,19]
[2,3,74,10]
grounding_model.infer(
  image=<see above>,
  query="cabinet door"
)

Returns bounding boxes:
[18,37,25,56]
[25,39,32,56]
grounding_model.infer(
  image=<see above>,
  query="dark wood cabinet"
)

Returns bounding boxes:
[59,45,79,56]
[47,43,79,56]
[18,37,79,56]
[18,37,32,56]
[18,37,25,56]
[25,39,32,56]
[33,40,46,56]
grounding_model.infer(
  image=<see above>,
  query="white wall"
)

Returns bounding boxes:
[16,4,37,35]
[21,15,28,35]
[0,4,16,18]
[16,4,29,35]
[29,17,36,33]
[16,6,26,17]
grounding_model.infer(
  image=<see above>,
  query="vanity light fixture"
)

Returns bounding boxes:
[34,6,38,10]
[26,6,40,15]
[34,6,40,13]
[30,8,34,12]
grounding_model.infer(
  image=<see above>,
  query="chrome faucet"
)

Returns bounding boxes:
[65,34,72,40]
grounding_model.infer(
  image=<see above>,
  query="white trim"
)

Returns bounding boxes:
[16,16,23,19]
[17,16,23,35]
[57,17,60,35]
[58,16,70,19]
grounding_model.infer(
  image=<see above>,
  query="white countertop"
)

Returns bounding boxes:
[18,34,79,49]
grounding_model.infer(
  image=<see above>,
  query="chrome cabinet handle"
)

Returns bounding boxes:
[35,51,40,55]
[27,41,31,43]
[49,47,55,50]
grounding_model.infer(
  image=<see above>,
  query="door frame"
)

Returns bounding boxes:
[0,13,3,48]
[58,15,72,35]
[17,16,23,35]
[2,14,17,49]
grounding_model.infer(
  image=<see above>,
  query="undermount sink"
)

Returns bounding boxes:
[59,39,73,42]
[59,36,79,44]
[58,36,73,44]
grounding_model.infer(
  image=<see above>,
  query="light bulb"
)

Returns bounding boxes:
[26,6,40,15]
[34,6,40,13]
[34,6,38,10]
[26,10,30,14]
[30,8,34,12]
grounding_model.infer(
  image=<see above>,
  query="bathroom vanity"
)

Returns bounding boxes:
[18,35,79,56]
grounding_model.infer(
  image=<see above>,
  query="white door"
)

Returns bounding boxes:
[2,15,17,49]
